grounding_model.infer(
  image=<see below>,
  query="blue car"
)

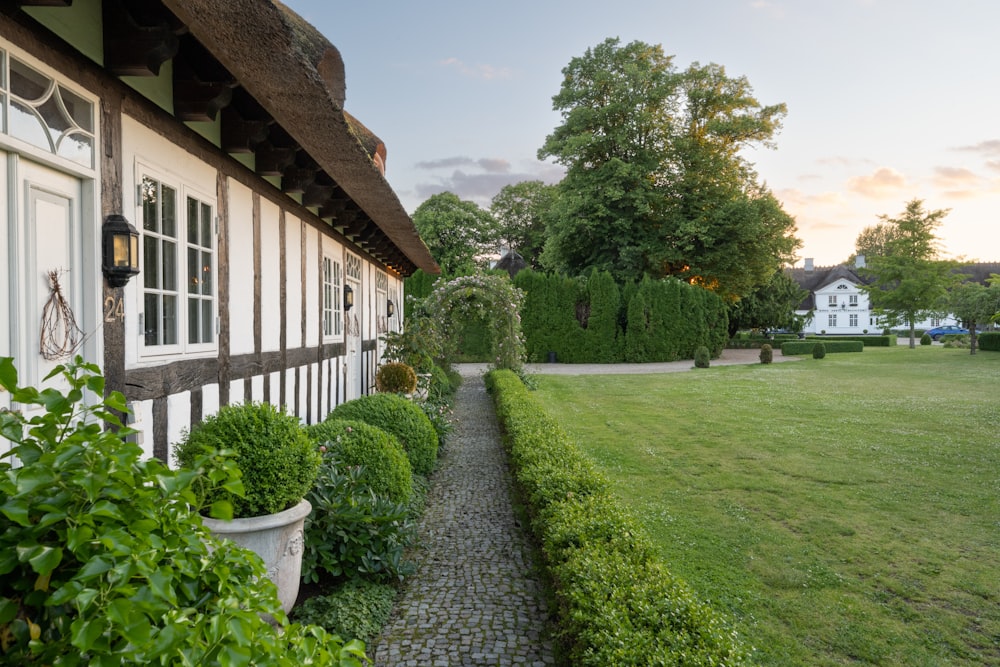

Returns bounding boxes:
[925,325,969,341]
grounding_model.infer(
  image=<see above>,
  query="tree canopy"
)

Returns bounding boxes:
[489,180,556,270]
[537,38,800,299]
[726,269,808,337]
[948,277,1000,354]
[859,199,961,347]
[411,192,497,278]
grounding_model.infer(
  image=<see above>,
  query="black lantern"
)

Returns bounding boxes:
[344,283,354,311]
[102,214,140,288]
[387,299,395,318]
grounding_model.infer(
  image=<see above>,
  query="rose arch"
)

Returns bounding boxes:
[424,274,526,371]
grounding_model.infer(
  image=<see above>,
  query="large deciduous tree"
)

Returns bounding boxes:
[949,277,1000,354]
[859,199,961,348]
[726,269,808,337]
[489,180,556,269]
[411,192,498,278]
[538,38,800,299]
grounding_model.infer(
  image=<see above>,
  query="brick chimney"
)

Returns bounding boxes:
[804,258,814,272]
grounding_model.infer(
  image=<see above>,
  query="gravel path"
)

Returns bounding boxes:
[371,368,557,667]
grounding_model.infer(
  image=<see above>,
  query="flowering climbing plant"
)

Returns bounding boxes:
[424,274,526,371]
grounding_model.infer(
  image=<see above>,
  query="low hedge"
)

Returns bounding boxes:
[979,332,1000,351]
[326,394,438,475]
[781,340,864,355]
[806,335,896,347]
[485,370,751,666]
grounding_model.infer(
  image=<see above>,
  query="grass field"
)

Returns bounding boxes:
[531,346,999,666]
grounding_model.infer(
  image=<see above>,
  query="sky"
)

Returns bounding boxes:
[284,0,1000,268]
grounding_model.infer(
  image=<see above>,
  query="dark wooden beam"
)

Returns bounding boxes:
[255,142,296,176]
[102,0,181,77]
[220,105,270,153]
[172,34,236,121]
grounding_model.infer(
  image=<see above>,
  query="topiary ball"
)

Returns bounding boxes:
[694,345,711,368]
[306,419,413,503]
[327,394,438,475]
[375,362,418,394]
[920,333,932,346]
[759,343,773,364]
[175,402,319,518]
[812,342,827,359]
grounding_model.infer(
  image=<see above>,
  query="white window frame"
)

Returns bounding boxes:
[849,294,858,306]
[849,313,858,327]
[828,313,837,328]
[137,163,217,359]
[322,254,343,340]
[827,295,837,306]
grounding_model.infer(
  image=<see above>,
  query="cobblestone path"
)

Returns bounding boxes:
[371,368,556,667]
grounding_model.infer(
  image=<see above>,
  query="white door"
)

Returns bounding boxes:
[344,275,362,401]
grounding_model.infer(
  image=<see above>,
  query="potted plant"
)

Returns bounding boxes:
[175,402,320,612]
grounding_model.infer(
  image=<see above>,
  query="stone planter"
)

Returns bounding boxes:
[202,498,311,613]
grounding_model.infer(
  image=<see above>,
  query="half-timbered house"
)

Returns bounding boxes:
[1,0,439,462]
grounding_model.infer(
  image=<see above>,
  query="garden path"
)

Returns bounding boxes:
[371,367,556,667]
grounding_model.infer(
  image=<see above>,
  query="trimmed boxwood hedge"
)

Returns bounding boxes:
[485,370,751,666]
[305,419,413,504]
[979,332,1000,351]
[326,394,438,475]
[781,340,864,355]
[805,335,896,347]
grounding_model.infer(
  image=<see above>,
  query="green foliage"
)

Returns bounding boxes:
[412,192,498,277]
[374,361,417,394]
[581,270,624,362]
[424,273,526,371]
[810,335,896,347]
[327,394,438,476]
[759,343,773,364]
[485,369,751,666]
[0,357,365,666]
[978,332,1000,351]
[489,180,556,269]
[812,342,827,359]
[949,279,1000,353]
[513,270,583,363]
[780,340,862,356]
[291,580,396,647]
[727,269,808,336]
[920,332,932,346]
[381,315,444,373]
[415,398,454,447]
[694,345,711,368]
[175,402,319,518]
[302,464,415,584]
[539,38,799,298]
[306,420,412,505]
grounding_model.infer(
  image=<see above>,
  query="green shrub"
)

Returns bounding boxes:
[979,332,1000,351]
[306,419,412,504]
[485,369,750,665]
[694,345,711,368]
[781,340,863,355]
[813,342,827,359]
[0,357,365,665]
[809,335,896,347]
[327,394,438,475]
[760,343,773,364]
[428,363,457,400]
[291,580,396,647]
[375,361,417,394]
[920,332,933,345]
[175,402,320,518]
[416,398,454,447]
[303,464,416,583]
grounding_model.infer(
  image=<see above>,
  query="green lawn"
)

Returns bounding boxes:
[531,346,999,666]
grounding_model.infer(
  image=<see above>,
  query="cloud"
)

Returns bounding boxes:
[954,139,1000,156]
[412,159,564,207]
[847,167,908,198]
[749,1,785,19]
[932,166,980,189]
[439,57,513,80]
[414,156,512,173]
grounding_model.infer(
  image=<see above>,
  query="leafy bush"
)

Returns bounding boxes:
[303,464,416,583]
[760,343,773,364]
[920,332,932,346]
[813,342,827,359]
[306,419,412,504]
[978,332,1000,351]
[292,580,396,647]
[416,398,454,447]
[0,357,365,666]
[485,369,751,665]
[807,335,896,347]
[175,402,319,518]
[327,394,438,475]
[780,340,862,355]
[375,362,417,394]
[694,345,711,368]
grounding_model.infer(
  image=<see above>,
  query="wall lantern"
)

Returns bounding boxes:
[387,299,395,318]
[343,283,354,311]
[102,214,140,288]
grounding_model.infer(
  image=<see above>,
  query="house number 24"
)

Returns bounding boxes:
[104,296,124,322]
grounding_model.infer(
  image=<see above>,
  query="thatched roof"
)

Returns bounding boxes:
[162,0,438,275]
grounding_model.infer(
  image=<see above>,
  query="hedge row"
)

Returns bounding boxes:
[806,335,896,347]
[781,340,864,355]
[485,369,751,666]
[979,332,1000,351]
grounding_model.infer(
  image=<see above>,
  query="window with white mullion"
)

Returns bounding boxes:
[322,255,343,339]
[186,196,214,345]
[142,176,179,347]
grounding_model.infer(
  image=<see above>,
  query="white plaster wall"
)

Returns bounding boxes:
[202,383,220,419]
[167,391,191,463]
[304,225,319,347]
[229,379,244,405]
[227,179,255,356]
[260,200,281,352]
[284,368,297,413]
[284,217,302,349]
[130,399,155,461]
[251,374,265,402]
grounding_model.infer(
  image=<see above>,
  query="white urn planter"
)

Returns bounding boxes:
[202,498,312,613]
